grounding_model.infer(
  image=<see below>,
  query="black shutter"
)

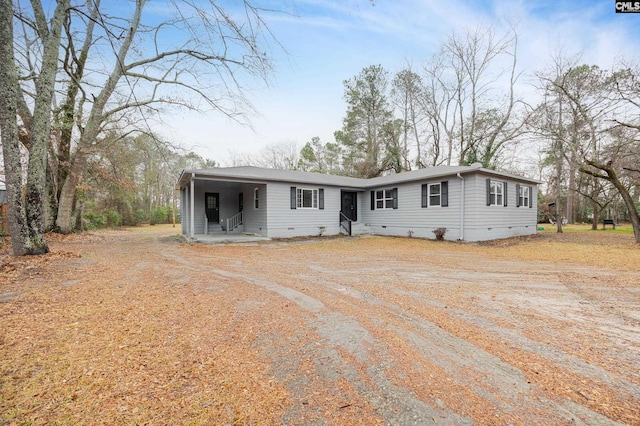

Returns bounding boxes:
[319,188,324,210]
[515,183,520,207]
[421,184,428,208]
[529,186,533,208]
[486,179,491,206]
[370,191,375,210]
[392,188,398,209]
[441,181,448,207]
[504,182,508,207]
[290,187,296,209]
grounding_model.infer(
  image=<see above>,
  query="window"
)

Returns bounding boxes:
[254,187,259,209]
[421,181,449,207]
[371,188,398,210]
[429,183,441,206]
[487,180,504,206]
[517,184,532,208]
[297,188,318,209]
[290,187,324,210]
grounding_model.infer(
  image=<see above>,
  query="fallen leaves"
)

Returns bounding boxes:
[0,226,638,424]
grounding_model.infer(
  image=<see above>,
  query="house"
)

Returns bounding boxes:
[176,164,538,242]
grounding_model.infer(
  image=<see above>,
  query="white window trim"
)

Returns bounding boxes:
[519,186,530,207]
[375,189,394,210]
[490,181,504,206]
[254,187,259,209]
[428,183,441,207]
[296,188,318,209]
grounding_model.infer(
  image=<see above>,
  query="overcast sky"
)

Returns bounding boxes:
[160,0,640,165]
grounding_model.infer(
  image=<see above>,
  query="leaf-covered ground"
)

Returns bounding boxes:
[1,225,638,424]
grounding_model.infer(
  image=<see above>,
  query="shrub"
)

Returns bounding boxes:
[150,207,171,225]
[432,227,447,241]
[83,211,106,230]
[107,210,122,227]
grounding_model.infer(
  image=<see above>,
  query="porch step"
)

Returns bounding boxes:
[207,223,245,234]
[340,222,369,236]
[351,222,369,236]
[207,223,222,234]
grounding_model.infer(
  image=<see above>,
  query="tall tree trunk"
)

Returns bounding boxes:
[0,0,29,255]
[57,148,88,233]
[567,148,577,223]
[23,0,69,253]
[592,201,600,231]
[1,0,68,254]
[590,178,600,230]
[556,140,564,234]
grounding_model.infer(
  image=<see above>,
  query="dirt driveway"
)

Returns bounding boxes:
[1,226,639,425]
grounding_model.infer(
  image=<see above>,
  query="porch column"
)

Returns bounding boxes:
[189,175,195,237]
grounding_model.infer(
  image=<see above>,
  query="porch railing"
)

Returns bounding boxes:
[339,212,352,236]
[226,211,243,234]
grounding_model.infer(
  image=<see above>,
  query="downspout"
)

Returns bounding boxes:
[189,174,195,238]
[457,173,464,241]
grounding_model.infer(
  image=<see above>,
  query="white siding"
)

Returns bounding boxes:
[265,183,342,238]
[360,178,462,240]
[242,183,267,235]
[463,174,537,241]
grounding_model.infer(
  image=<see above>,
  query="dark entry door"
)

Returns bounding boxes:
[341,191,357,221]
[205,192,219,223]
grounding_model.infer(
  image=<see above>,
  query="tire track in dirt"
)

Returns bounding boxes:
[292,268,629,425]
[185,261,470,424]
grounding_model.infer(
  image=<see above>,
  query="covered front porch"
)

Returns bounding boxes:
[179,171,268,241]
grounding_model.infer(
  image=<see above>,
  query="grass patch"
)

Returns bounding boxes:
[537,223,635,234]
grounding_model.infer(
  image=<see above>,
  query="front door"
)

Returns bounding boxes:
[341,191,357,221]
[205,192,219,223]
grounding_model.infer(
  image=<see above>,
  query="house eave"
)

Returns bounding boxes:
[176,165,540,191]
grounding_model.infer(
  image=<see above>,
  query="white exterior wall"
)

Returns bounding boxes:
[360,177,462,240]
[463,174,538,241]
[265,182,342,238]
[241,183,268,235]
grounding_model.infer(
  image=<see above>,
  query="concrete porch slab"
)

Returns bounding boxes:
[188,233,270,244]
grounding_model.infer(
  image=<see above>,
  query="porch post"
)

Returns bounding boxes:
[189,175,195,237]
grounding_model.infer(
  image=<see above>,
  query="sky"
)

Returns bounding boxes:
[159,0,640,165]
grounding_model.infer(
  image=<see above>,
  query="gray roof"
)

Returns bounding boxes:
[177,164,539,189]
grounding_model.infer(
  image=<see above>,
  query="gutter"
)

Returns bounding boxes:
[457,173,464,241]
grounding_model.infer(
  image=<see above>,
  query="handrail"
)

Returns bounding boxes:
[339,212,352,236]
[226,211,243,235]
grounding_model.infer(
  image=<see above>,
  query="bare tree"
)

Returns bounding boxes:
[421,25,526,168]
[54,1,278,233]
[255,141,300,170]
[1,0,69,255]
[5,1,279,237]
